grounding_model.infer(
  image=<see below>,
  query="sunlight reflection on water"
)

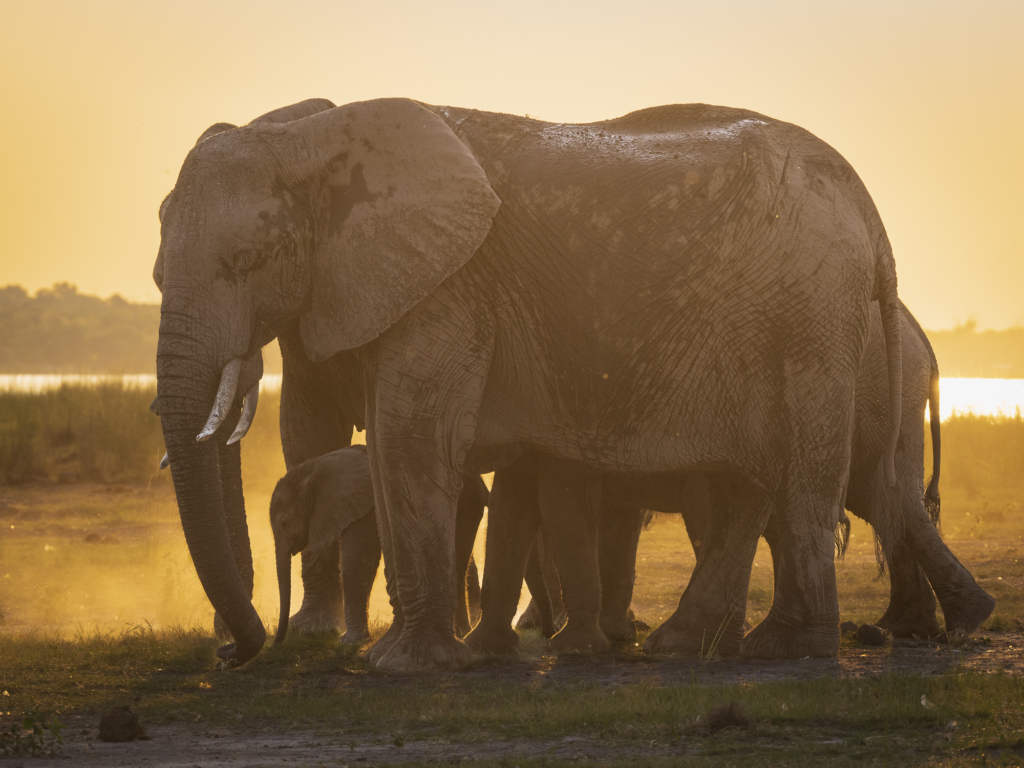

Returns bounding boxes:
[0,375,1021,422]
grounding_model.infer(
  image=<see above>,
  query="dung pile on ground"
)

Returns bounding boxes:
[99,706,146,742]
[855,624,888,646]
[686,701,751,736]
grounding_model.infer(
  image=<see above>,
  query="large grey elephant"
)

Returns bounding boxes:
[153,96,905,670]
[477,301,994,651]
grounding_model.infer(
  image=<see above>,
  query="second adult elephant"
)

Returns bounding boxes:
[154,97,905,668]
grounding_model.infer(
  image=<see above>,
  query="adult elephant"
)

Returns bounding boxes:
[153,97,904,669]
[158,101,486,644]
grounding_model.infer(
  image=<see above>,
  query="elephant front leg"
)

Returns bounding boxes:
[539,460,608,653]
[466,457,542,654]
[645,473,763,657]
[340,513,382,645]
[288,544,345,633]
[741,502,842,659]
[366,304,491,672]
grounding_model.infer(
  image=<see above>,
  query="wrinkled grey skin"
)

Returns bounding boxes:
[496,303,992,651]
[154,97,905,669]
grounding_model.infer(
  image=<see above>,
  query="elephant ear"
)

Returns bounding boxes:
[278,98,501,358]
[249,98,335,125]
[302,447,377,550]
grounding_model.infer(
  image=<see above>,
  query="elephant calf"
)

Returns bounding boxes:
[271,446,487,645]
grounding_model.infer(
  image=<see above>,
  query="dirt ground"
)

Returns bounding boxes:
[35,633,1021,767]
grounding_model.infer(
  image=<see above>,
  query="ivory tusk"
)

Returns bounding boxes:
[226,382,260,445]
[196,358,242,442]
[159,452,170,470]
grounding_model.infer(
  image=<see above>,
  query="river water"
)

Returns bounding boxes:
[0,374,1021,422]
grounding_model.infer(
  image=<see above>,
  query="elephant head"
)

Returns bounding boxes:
[270,446,376,644]
[154,97,500,664]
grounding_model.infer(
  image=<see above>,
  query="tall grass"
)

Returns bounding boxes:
[3,384,1022,498]
[0,384,285,490]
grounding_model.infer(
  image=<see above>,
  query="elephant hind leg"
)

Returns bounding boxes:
[900,501,994,635]
[645,472,761,657]
[741,495,841,660]
[289,542,346,634]
[875,544,942,639]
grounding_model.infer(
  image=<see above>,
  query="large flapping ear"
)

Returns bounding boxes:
[274,98,501,358]
[249,98,335,125]
[303,448,377,550]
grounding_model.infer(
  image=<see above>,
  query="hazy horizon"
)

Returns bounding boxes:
[2,0,1022,329]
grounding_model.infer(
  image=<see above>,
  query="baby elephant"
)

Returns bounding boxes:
[271,445,486,646]
[272,446,381,645]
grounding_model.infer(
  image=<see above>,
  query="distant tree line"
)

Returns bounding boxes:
[927,319,1024,379]
[0,284,1018,377]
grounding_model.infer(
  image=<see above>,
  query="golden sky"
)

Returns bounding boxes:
[1,0,1021,329]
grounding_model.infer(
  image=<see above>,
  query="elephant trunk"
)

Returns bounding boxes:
[157,341,266,665]
[275,540,292,644]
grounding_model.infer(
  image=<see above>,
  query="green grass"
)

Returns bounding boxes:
[1,628,1023,764]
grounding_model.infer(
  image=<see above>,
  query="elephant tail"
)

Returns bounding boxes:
[924,367,942,525]
[876,238,903,488]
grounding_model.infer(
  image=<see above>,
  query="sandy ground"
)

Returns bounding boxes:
[46,634,1023,767]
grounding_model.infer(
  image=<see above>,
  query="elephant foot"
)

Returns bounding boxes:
[876,610,943,639]
[548,623,609,653]
[340,627,371,645]
[740,615,839,659]
[941,588,996,636]
[375,629,474,672]
[600,613,638,643]
[289,604,344,635]
[365,623,401,665]
[465,621,520,655]
[644,615,743,657]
